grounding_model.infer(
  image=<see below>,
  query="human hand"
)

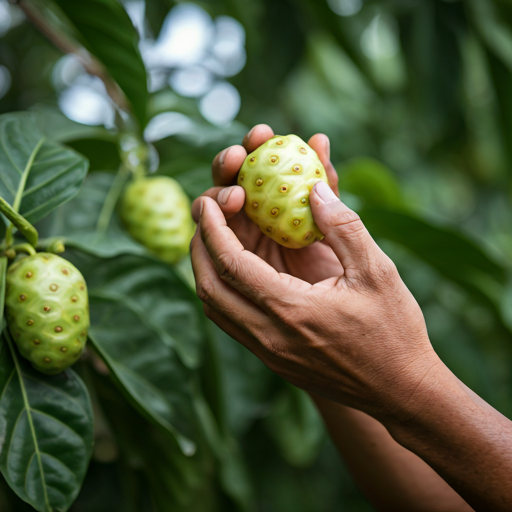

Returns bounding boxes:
[191,124,342,284]
[191,175,442,422]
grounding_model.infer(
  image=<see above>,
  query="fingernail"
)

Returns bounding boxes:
[218,187,232,205]
[314,181,338,203]
[325,137,330,159]
[246,126,256,141]
[219,148,229,165]
[200,198,204,216]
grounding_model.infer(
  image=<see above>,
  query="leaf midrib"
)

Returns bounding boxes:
[5,333,51,512]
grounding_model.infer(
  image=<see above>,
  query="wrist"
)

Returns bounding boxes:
[379,356,472,450]
[376,352,456,435]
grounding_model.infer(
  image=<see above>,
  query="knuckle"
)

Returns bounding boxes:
[217,252,239,281]
[329,210,366,236]
[371,257,399,287]
[256,329,287,360]
[196,277,215,304]
[272,303,303,334]
[263,338,288,360]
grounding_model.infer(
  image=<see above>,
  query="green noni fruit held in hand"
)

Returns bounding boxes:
[5,253,89,375]
[237,134,330,249]
[120,176,195,265]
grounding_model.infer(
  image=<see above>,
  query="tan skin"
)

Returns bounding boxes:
[190,124,512,512]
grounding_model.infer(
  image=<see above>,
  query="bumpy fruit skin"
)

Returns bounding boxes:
[119,177,195,265]
[237,134,329,249]
[5,253,89,375]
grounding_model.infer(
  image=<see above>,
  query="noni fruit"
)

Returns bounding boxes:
[237,134,329,249]
[119,176,195,265]
[4,253,89,375]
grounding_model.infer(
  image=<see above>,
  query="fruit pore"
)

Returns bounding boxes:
[237,134,329,249]
[5,253,89,375]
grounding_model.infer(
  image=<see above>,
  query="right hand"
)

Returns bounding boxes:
[191,124,343,284]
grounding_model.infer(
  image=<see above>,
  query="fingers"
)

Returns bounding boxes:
[212,145,247,186]
[199,197,309,311]
[242,124,275,152]
[191,227,269,334]
[309,181,384,279]
[192,186,245,223]
[308,133,339,195]
[202,305,267,360]
[211,124,275,187]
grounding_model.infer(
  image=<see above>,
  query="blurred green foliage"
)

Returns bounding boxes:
[1,0,512,511]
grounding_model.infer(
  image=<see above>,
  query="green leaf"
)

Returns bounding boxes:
[0,112,89,225]
[0,333,93,512]
[53,0,148,128]
[338,157,405,209]
[362,207,507,309]
[40,172,144,259]
[69,251,204,368]
[32,106,117,145]
[87,292,198,454]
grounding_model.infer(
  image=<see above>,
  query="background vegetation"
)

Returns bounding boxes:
[0,0,511,510]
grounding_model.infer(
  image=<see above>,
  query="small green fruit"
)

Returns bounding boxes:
[5,253,89,375]
[119,176,195,265]
[237,134,329,249]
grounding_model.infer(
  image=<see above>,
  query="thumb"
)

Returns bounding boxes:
[310,181,382,277]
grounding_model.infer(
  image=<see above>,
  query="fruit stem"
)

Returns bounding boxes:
[12,243,37,256]
[95,166,129,237]
[36,238,65,254]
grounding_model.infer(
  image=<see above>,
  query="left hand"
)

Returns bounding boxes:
[191,125,342,284]
[190,182,441,423]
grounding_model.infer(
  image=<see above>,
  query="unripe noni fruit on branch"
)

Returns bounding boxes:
[4,253,89,375]
[119,176,196,265]
[237,135,329,249]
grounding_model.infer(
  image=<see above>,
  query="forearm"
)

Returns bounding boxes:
[311,393,473,512]
[381,362,512,512]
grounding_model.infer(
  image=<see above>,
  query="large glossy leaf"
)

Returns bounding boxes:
[33,106,117,145]
[39,172,144,259]
[338,157,405,209]
[0,112,89,224]
[362,207,507,309]
[0,333,93,512]
[69,251,204,368]
[87,293,198,454]
[53,0,148,128]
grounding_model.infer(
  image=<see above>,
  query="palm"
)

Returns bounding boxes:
[227,209,342,284]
